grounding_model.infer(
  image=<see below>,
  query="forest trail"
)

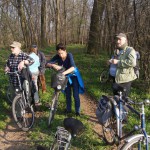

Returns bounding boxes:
[0,93,105,150]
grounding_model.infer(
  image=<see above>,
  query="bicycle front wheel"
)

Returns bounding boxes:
[48,93,59,126]
[121,134,150,150]
[12,95,34,131]
[99,69,109,83]
[102,117,116,145]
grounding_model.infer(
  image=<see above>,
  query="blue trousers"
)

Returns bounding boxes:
[65,76,80,113]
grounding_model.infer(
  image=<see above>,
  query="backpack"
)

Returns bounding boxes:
[127,48,140,78]
[96,95,113,125]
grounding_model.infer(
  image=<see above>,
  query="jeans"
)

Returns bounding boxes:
[65,76,80,113]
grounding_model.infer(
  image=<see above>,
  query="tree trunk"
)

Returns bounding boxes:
[41,0,48,48]
[87,0,104,55]
[16,0,30,48]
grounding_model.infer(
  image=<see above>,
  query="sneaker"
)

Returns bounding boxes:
[75,112,80,116]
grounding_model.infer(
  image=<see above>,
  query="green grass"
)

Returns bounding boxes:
[0,45,150,149]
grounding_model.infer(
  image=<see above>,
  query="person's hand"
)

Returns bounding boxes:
[5,66,10,72]
[18,61,25,71]
[46,63,53,68]
[109,59,113,63]
[112,59,119,64]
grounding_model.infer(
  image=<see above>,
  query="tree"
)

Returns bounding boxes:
[41,0,48,47]
[87,0,104,55]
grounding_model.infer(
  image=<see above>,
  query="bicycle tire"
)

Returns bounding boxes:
[121,134,150,150]
[48,93,59,126]
[99,69,109,83]
[7,84,15,103]
[12,94,34,131]
[102,117,116,145]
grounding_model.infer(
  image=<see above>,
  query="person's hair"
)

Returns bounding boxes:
[56,43,66,51]
[29,47,36,53]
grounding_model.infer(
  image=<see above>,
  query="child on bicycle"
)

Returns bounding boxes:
[46,43,84,116]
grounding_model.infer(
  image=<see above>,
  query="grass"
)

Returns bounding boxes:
[0,45,150,149]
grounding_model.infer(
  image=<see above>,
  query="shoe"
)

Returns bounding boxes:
[42,90,46,94]
[75,112,80,116]
[64,109,71,114]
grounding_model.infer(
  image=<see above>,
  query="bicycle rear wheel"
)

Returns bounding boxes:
[102,117,116,145]
[121,134,150,150]
[99,69,109,83]
[48,92,59,126]
[12,94,34,131]
[7,84,15,103]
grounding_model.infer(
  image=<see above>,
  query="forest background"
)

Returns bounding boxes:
[0,0,150,149]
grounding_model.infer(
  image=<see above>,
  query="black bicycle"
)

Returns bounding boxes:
[6,69,35,131]
[48,69,68,127]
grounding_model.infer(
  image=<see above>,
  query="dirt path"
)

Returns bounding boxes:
[0,93,104,150]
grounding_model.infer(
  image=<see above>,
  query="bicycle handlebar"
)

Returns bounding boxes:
[125,97,150,106]
[5,70,20,75]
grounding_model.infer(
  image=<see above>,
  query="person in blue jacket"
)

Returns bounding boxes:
[46,43,84,116]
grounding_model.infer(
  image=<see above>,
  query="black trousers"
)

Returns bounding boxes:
[112,81,132,97]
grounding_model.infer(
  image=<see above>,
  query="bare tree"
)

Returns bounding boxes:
[41,0,48,47]
[87,0,104,54]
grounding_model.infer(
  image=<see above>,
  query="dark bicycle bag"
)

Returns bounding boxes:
[96,95,113,125]
[51,72,68,90]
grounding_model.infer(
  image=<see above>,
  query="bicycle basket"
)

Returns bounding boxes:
[51,72,68,90]
[96,95,113,125]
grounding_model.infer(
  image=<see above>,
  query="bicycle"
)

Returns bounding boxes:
[6,68,35,131]
[102,89,150,150]
[50,126,72,150]
[48,68,68,127]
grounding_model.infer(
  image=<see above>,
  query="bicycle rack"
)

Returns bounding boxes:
[55,126,72,149]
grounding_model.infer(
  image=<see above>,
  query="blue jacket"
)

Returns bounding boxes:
[67,67,85,94]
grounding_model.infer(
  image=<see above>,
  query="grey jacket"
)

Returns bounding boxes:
[115,46,137,83]
[37,50,46,74]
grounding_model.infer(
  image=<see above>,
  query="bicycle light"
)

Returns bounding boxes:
[134,125,139,131]
[57,85,62,90]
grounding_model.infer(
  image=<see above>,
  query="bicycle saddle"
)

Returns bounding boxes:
[63,117,84,137]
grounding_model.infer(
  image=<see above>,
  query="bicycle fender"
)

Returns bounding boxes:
[124,134,146,143]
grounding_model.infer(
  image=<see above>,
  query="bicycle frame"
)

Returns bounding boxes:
[111,93,149,149]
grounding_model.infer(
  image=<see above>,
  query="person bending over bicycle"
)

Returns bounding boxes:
[46,43,84,116]
[5,41,34,91]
